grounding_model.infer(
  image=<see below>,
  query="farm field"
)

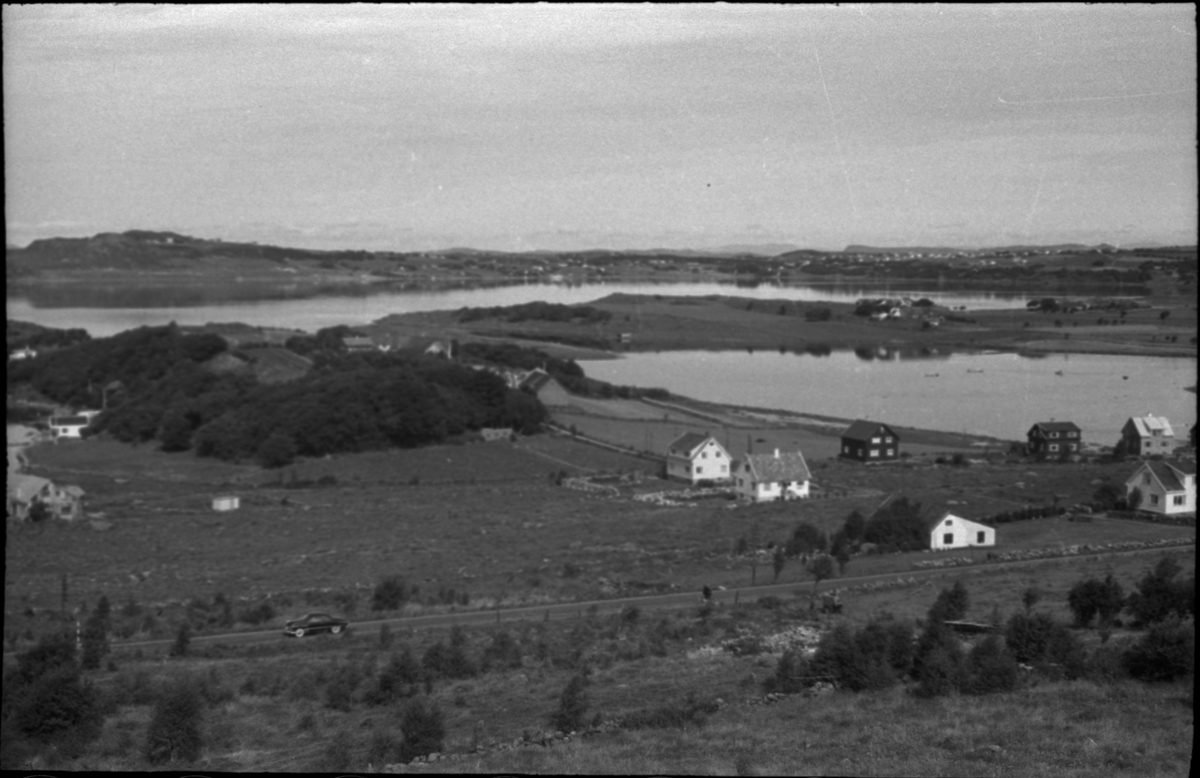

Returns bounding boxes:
[7,433,1193,653]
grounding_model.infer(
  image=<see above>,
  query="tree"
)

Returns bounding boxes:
[144,678,204,764]
[1126,486,1143,512]
[169,622,191,658]
[810,554,836,596]
[1067,574,1125,628]
[1092,482,1124,511]
[1022,587,1041,613]
[157,410,194,452]
[371,575,409,611]
[772,546,787,582]
[1126,557,1194,626]
[549,671,590,732]
[256,432,297,468]
[786,521,827,557]
[928,580,970,624]
[399,698,445,762]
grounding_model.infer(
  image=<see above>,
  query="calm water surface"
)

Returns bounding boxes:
[6,281,1032,338]
[581,350,1197,445]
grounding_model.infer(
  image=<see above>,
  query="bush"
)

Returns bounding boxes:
[422,628,477,680]
[1084,643,1128,683]
[1005,611,1057,662]
[399,698,445,762]
[480,630,523,672]
[369,646,422,705]
[1122,616,1194,681]
[927,580,970,624]
[1126,557,1194,626]
[371,575,409,612]
[144,677,204,764]
[549,672,590,732]
[911,621,965,696]
[257,432,297,468]
[5,664,102,744]
[763,649,808,695]
[324,662,363,712]
[962,635,1019,695]
[1067,574,1125,628]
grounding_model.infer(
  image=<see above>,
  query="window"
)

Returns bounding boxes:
[1066,444,1076,451]
[944,519,953,526]
[1150,494,1159,506]
[701,452,707,459]
[886,448,894,456]
[872,437,881,444]
[1049,444,1058,451]
[1173,495,1186,506]
[943,533,954,545]
[1143,473,1151,485]
[977,531,986,543]
[869,450,879,458]
[1050,432,1058,438]
[884,436,893,443]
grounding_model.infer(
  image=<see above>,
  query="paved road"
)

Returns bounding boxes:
[51,542,1189,659]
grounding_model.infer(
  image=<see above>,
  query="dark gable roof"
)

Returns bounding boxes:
[1028,421,1081,435]
[842,419,897,442]
[1142,461,1196,492]
[669,432,713,456]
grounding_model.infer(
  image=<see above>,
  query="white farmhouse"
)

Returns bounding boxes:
[665,432,732,484]
[929,512,996,551]
[735,449,812,503]
[1125,461,1196,516]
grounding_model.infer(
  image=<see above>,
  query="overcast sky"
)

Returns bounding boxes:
[5,4,1196,252]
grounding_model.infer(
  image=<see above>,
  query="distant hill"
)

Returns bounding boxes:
[841,243,1126,254]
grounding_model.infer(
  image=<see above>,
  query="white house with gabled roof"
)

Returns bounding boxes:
[930,513,996,551]
[665,432,731,484]
[1125,460,1195,515]
[736,449,812,502]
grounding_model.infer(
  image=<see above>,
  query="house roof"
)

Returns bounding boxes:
[1129,461,1196,493]
[841,419,897,442]
[742,450,811,483]
[929,511,994,534]
[49,415,90,427]
[1127,415,1175,438]
[7,474,51,504]
[668,432,715,457]
[519,369,558,393]
[1028,421,1081,435]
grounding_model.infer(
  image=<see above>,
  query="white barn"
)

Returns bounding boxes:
[929,512,996,551]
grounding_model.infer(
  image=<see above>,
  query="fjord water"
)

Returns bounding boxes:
[6,281,1032,338]
[581,349,1197,445]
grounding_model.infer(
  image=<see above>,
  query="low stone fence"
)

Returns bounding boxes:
[633,486,735,507]
[912,536,1195,570]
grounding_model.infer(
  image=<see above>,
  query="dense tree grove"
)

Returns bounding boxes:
[458,301,611,325]
[861,497,929,552]
[8,325,550,461]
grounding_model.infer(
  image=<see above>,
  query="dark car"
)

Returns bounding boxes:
[283,612,348,638]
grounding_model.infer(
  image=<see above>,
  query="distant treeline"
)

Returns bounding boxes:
[6,322,92,355]
[7,325,546,465]
[458,301,612,325]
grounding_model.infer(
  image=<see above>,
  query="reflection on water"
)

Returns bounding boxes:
[581,349,1196,444]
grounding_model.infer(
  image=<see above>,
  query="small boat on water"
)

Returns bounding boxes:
[925,373,940,378]
[1055,370,1064,376]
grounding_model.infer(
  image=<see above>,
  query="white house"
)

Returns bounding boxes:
[929,513,996,551]
[48,415,92,439]
[1125,461,1196,516]
[735,449,812,503]
[212,495,240,512]
[665,432,732,484]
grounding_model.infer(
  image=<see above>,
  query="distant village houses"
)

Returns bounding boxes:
[735,449,811,503]
[665,433,731,484]
[1026,421,1082,461]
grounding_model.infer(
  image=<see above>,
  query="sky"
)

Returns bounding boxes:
[4,3,1197,252]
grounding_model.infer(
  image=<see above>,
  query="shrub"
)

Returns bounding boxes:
[620,691,719,730]
[1067,574,1125,628]
[238,602,275,626]
[144,677,204,764]
[6,664,102,744]
[1126,557,1193,626]
[480,630,523,672]
[422,629,477,680]
[324,662,362,712]
[169,622,191,658]
[257,432,297,468]
[1005,611,1057,662]
[399,698,445,762]
[1084,643,1128,683]
[927,580,970,624]
[550,672,590,732]
[371,575,409,612]
[913,642,965,698]
[1122,615,1194,681]
[369,646,422,705]
[963,635,1019,695]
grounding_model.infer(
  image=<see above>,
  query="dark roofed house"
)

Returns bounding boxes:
[1026,421,1082,461]
[518,368,572,408]
[1125,460,1195,515]
[840,420,900,462]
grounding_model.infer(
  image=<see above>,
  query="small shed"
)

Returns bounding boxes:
[212,495,240,512]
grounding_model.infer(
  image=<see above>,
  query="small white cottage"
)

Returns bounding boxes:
[735,449,812,503]
[929,512,996,551]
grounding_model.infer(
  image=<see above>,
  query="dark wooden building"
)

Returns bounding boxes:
[1026,421,1082,460]
[840,419,900,462]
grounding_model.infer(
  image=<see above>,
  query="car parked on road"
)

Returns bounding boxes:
[283,612,348,638]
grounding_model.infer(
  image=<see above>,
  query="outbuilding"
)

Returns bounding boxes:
[929,512,996,551]
[212,495,240,512]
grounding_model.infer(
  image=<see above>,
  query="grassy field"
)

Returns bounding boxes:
[21,546,1195,774]
[7,434,1193,653]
